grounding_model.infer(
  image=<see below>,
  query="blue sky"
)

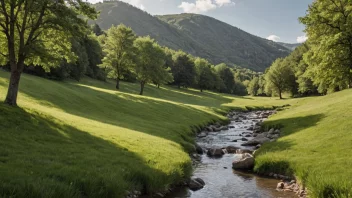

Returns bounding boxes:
[87,0,312,43]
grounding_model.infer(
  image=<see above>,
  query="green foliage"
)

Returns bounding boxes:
[171,51,196,88]
[247,77,260,96]
[91,2,290,71]
[194,58,215,92]
[91,23,104,36]
[265,58,296,99]
[300,0,352,93]
[0,0,97,105]
[100,24,136,89]
[133,36,168,95]
[215,63,235,94]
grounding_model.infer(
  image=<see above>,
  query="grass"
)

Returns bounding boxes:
[254,89,352,197]
[0,70,290,197]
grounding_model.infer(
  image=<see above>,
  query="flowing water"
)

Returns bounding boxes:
[167,111,296,198]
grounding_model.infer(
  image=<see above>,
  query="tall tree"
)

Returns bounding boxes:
[247,77,260,96]
[194,58,214,92]
[0,0,96,105]
[265,58,295,99]
[215,63,235,94]
[100,24,136,89]
[171,51,196,88]
[300,0,352,93]
[152,47,174,88]
[134,36,167,95]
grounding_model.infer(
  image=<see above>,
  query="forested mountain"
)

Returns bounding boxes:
[277,42,301,51]
[91,1,290,71]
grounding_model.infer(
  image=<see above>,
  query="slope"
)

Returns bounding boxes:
[91,1,290,71]
[0,70,291,197]
[157,14,290,71]
[255,90,352,197]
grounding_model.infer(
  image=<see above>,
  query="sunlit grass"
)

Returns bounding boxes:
[254,89,352,197]
[4,69,346,197]
[0,70,294,197]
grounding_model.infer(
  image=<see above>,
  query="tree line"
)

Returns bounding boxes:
[0,0,260,106]
[247,0,352,99]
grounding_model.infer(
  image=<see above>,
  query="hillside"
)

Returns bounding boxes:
[1,67,352,197]
[0,70,290,197]
[91,1,290,71]
[254,90,352,197]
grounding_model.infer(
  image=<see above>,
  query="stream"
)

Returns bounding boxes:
[167,111,296,198]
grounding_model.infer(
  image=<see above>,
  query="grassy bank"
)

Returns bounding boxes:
[0,70,290,197]
[254,89,352,197]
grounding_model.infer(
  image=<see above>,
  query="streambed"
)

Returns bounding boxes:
[167,111,296,198]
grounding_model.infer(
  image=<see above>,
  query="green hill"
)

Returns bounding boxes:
[255,90,352,197]
[90,1,290,71]
[0,70,288,197]
[1,67,352,197]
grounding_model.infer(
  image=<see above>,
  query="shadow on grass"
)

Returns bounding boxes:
[0,104,182,197]
[254,114,325,176]
[261,113,325,136]
[79,77,233,108]
[2,74,231,151]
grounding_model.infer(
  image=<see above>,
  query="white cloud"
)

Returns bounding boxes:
[179,0,234,13]
[215,0,234,6]
[266,35,280,42]
[297,35,308,43]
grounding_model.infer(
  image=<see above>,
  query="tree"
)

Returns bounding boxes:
[91,23,103,36]
[171,51,196,88]
[134,36,167,95]
[194,58,214,92]
[265,58,295,99]
[0,0,96,105]
[100,24,136,89]
[152,47,174,88]
[215,63,235,94]
[84,33,105,81]
[300,0,352,93]
[247,77,260,96]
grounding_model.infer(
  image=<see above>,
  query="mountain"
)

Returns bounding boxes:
[277,42,301,51]
[90,1,290,71]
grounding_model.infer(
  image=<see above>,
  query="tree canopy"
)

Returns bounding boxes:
[0,0,96,105]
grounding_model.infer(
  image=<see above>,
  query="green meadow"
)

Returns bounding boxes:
[255,90,352,197]
[0,70,287,197]
[1,69,352,197]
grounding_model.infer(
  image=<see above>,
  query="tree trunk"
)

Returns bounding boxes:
[140,81,145,95]
[200,89,203,92]
[279,90,282,99]
[5,69,22,106]
[116,78,120,90]
[157,84,160,89]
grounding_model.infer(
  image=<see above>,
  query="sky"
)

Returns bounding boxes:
[87,0,312,44]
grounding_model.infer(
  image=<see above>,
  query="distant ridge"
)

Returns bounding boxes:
[91,1,290,71]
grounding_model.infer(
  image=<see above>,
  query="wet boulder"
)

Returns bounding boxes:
[205,126,214,132]
[206,148,225,157]
[235,149,253,154]
[226,146,240,154]
[232,153,255,170]
[241,137,270,146]
[197,132,207,138]
[195,144,204,154]
[188,177,205,191]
